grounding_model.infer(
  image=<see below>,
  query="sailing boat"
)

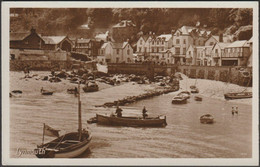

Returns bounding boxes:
[224,70,252,100]
[35,83,92,158]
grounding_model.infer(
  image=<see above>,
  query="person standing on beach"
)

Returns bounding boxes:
[115,105,123,117]
[235,106,238,114]
[231,106,235,115]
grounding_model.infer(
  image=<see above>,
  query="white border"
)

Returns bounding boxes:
[2,1,259,166]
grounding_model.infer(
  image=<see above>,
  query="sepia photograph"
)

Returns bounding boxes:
[2,1,259,166]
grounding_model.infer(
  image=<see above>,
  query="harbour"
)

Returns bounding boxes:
[10,71,252,158]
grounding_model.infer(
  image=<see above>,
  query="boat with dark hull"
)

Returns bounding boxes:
[83,82,99,92]
[36,83,91,158]
[200,114,214,124]
[194,96,203,101]
[96,114,167,127]
[224,92,252,100]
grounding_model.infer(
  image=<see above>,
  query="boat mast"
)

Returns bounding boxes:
[78,82,82,141]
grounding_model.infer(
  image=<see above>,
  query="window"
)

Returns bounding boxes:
[152,41,155,45]
[183,48,186,54]
[152,48,154,52]
[101,50,104,55]
[157,47,159,53]
[140,40,142,45]
[116,57,119,63]
[183,39,186,44]
[210,42,214,45]
[175,48,180,54]
[127,49,130,55]
[117,49,119,54]
[215,49,218,53]
[157,41,159,45]
[177,32,179,37]
[162,41,164,45]
[176,39,180,44]
[127,58,131,62]
[144,47,147,52]
[189,51,191,55]
[139,47,142,52]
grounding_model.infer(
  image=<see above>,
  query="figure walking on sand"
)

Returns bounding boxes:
[142,106,148,119]
[115,104,123,117]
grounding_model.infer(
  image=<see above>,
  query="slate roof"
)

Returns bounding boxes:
[41,36,66,44]
[10,32,30,41]
[226,40,249,48]
[76,38,91,43]
[157,34,172,41]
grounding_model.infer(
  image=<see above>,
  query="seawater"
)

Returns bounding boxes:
[10,86,252,158]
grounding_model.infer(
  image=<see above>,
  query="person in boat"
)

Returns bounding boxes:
[142,106,148,119]
[115,106,123,117]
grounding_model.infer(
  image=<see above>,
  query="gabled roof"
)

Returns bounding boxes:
[226,40,249,48]
[157,34,172,41]
[212,35,219,42]
[42,36,67,44]
[76,38,91,43]
[101,42,108,49]
[10,32,30,41]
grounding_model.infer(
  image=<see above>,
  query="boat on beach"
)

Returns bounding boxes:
[190,86,199,93]
[41,90,54,95]
[224,92,252,100]
[83,81,99,92]
[194,96,203,101]
[96,114,167,127]
[36,83,91,158]
[177,91,190,99]
[200,114,214,124]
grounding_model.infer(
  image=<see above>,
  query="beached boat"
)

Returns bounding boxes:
[36,83,91,158]
[67,88,78,94]
[224,92,252,100]
[194,96,203,101]
[190,87,199,93]
[200,114,214,124]
[83,81,99,92]
[172,95,187,104]
[41,90,54,95]
[96,114,167,127]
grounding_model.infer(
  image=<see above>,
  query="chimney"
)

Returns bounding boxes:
[219,33,223,42]
[30,27,36,34]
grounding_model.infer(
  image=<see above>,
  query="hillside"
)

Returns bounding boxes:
[10,8,253,41]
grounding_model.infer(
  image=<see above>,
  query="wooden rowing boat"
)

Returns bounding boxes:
[96,114,167,127]
[200,114,214,124]
[172,95,188,104]
[83,82,99,92]
[224,92,252,100]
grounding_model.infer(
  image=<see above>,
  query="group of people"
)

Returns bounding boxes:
[231,106,239,115]
[114,105,148,119]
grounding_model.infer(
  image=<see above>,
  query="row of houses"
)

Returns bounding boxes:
[136,25,252,67]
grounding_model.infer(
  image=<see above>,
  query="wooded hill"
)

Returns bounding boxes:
[10,8,253,41]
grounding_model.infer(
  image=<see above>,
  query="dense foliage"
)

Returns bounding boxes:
[10,8,253,40]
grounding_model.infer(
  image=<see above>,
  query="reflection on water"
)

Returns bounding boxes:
[10,87,252,158]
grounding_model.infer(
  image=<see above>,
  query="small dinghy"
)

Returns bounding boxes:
[194,96,203,101]
[190,85,199,93]
[200,114,214,124]
[177,91,190,99]
[83,81,99,92]
[172,95,187,104]
[41,88,54,95]
[224,92,252,100]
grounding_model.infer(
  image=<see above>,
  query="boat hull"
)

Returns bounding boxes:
[36,132,91,158]
[224,92,252,100]
[96,114,167,127]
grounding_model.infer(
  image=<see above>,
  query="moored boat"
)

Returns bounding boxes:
[36,83,91,158]
[41,90,54,95]
[171,95,187,104]
[200,114,214,124]
[96,114,167,127]
[191,87,199,93]
[224,92,252,100]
